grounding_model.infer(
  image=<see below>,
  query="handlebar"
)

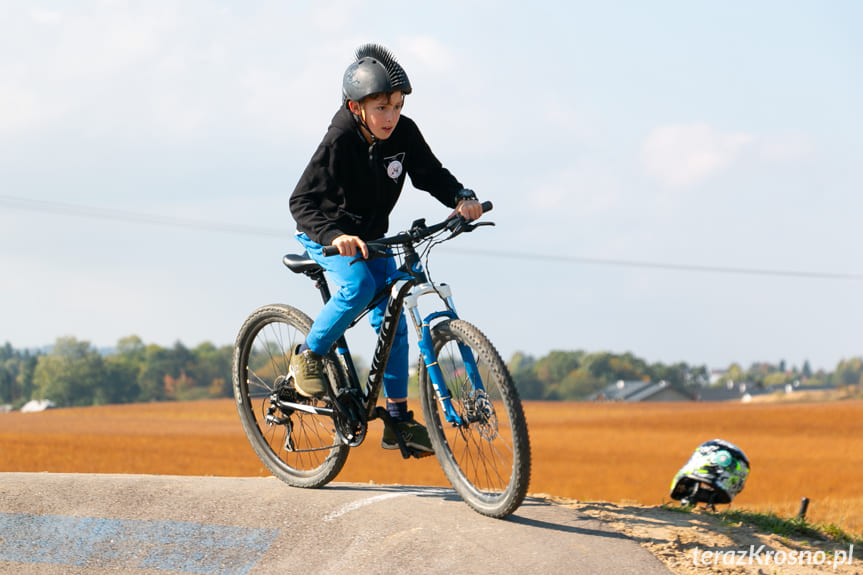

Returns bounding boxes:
[321,201,493,257]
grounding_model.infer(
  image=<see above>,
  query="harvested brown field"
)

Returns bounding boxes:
[2,399,861,536]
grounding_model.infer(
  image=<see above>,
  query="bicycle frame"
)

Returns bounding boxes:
[314,242,484,434]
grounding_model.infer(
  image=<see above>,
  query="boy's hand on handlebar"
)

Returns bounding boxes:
[456,199,483,221]
[332,234,369,259]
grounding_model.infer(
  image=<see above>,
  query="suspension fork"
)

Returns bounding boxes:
[401,281,485,427]
[456,341,485,395]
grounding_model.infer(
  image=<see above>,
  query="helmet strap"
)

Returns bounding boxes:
[349,102,377,146]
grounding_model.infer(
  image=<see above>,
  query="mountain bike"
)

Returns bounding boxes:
[232,202,531,518]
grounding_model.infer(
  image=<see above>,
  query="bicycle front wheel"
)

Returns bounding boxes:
[232,304,349,488]
[419,319,531,517]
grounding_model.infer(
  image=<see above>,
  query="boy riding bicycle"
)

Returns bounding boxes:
[288,44,482,455]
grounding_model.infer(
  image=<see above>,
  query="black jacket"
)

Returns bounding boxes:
[290,106,464,246]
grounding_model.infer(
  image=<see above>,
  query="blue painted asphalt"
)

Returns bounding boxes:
[0,513,279,575]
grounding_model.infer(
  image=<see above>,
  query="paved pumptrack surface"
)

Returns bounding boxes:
[0,473,671,574]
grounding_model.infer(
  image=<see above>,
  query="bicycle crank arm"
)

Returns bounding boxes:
[274,400,335,417]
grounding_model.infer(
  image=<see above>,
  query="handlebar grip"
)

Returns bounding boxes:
[321,245,340,257]
[480,200,493,213]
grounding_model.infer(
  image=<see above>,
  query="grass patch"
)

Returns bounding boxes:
[660,501,697,514]
[662,503,863,546]
[718,509,824,541]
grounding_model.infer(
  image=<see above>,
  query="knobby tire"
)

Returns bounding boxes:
[419,319,531,517]
[232,304,349,488]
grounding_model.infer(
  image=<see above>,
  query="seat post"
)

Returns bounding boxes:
[309,269,332,304]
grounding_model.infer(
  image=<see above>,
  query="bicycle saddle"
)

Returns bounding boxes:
[282,253,322,274]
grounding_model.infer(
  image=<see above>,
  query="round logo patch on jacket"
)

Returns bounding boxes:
[386,160,403,180]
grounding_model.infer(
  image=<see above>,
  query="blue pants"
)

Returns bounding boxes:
[296,233,410,400]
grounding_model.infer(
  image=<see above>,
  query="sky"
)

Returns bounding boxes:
[1,1,861,372]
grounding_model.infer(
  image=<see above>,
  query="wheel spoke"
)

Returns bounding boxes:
[420,319,530,517]
[232,305,349,488]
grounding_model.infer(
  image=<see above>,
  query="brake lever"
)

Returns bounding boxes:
[446,218,495,237]
[445,215,464,231]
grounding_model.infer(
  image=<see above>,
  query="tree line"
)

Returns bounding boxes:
[2,337,862,408]
[1,336,232,408]
[509,350,709,400]
[509,351,862,400]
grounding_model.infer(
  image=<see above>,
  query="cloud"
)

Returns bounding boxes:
[400,35,456,75]
[0,4,192,141]
[0,3,386,146]
[30,8,63,25]
[0,83,42,133]
[311,1,356,33]
[528,163,621,216]
[640,123,754,189]
[756,132,814,163]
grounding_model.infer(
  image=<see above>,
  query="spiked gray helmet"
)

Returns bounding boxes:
[342,44,412,103]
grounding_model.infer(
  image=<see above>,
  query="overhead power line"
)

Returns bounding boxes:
[2,193,861,281]
[449,248,863,281]
[0,194,285,238]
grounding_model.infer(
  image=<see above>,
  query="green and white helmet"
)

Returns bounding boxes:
[670,439,750,506]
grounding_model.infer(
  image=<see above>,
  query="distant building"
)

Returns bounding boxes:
[694,379,780,402]
[591,380,692,402]
[20,399,56,413]
[709,369,726,386]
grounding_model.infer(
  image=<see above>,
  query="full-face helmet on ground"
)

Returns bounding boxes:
[670,439,750,508]
[342,43,412,103]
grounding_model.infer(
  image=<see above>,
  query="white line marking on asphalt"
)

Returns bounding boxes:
[324,492,421,522]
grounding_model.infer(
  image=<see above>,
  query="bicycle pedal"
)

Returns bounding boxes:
[408,448,435,459]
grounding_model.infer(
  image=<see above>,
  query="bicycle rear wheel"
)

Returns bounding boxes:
[419,319,531,517]
[232,304,349,488]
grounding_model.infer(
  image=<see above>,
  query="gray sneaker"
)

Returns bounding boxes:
[289,346,327,398]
